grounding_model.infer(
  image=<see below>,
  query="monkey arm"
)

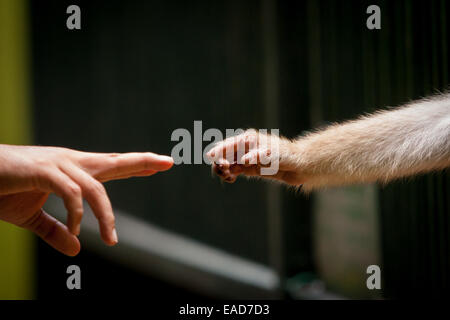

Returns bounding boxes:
[287,95,450,191]
[209,94,450,190]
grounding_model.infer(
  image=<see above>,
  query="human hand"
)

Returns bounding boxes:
[0,144,173,256]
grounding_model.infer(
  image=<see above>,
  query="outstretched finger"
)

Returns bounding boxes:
[80,152,173,181]
[97,169,158,183]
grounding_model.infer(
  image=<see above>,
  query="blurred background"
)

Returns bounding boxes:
[0,0,449,299]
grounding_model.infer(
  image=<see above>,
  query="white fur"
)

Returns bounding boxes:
[285,94,450,191]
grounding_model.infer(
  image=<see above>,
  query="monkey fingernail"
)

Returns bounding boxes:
[224,176,236,183]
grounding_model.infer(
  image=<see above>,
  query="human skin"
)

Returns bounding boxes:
[0,144,173,256]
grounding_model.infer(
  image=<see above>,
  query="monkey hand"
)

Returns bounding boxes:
[206,129,305,186]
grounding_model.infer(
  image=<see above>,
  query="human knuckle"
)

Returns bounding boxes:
[68,182,81,194]
[88,180,105,195]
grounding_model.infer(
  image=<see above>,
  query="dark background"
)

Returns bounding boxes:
[30,0,449,299]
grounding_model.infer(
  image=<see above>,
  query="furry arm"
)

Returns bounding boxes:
[209,94,450,191]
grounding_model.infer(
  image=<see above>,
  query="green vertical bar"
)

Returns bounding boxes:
[0,0,35,299]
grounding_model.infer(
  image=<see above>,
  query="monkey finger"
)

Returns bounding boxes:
[223,174,237,183]
[243,131,258,151]
[207,135,244,162]
[240,148,273,166]
[215,157,232,169]
[213,162,231,178]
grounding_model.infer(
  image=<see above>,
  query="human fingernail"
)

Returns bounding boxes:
[112,228,118,244]
[159,155,173,163]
